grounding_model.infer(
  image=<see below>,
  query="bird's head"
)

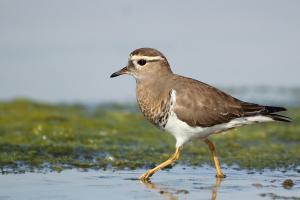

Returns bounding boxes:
[110,48,172,81]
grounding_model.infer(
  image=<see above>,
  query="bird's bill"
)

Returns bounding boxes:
[110,66,128,78]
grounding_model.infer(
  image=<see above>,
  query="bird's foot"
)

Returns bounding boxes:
[216,173,226,179]
[139,171,153,181]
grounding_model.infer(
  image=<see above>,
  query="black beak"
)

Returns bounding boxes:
[110,71,122,78]
[110,66,128,78]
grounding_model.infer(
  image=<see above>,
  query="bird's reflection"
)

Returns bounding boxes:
[140,178,223,200]
[141,180,179,200]
[211,178,223,200]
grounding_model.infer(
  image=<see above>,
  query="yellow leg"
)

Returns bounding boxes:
[139,147,180,181]
[204,139,226,178]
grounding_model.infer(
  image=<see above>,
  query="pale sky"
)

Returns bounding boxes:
[0,0,299,103]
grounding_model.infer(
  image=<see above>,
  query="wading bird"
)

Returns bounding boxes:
[110,48,290,181]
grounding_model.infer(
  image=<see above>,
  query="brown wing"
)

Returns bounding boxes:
[170,75,260,127]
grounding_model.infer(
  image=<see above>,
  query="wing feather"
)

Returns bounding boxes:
[169,75,288,127]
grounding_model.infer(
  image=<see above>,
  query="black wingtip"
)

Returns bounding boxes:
[265,106,287,113]
[267,113,292,123]
[264,106,291,123]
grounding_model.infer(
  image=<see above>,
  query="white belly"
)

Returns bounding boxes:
[164,110,273,147]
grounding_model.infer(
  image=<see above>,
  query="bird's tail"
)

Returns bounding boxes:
[266,113,292,123]
[263,106,292,122]
[241,103,292,123]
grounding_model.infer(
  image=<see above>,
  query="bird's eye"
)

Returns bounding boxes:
[137,59,147,66]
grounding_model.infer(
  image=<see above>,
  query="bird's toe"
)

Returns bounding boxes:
[216,173,226,179]
[139,171,152,181]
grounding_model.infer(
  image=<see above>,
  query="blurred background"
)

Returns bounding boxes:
[1,2,300,198]
[1,0,299,105]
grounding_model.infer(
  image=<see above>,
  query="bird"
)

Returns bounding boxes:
[110,48,291,181]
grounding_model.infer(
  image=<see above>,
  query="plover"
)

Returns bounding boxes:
[110,48,291,181]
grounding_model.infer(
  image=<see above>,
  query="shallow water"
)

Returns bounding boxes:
[1,166,299,200]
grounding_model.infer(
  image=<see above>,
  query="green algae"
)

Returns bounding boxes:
[0,99,299,173]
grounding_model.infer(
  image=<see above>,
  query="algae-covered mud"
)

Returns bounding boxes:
[0,99,300,173]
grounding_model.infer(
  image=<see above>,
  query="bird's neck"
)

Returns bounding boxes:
[136,73,173,125]
[136,72,173,95]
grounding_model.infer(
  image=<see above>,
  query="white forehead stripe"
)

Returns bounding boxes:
[130,55,164,61]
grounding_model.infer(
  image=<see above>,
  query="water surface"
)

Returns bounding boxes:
[1,166,299,200]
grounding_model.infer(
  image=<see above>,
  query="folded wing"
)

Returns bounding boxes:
[171,76,290,127]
